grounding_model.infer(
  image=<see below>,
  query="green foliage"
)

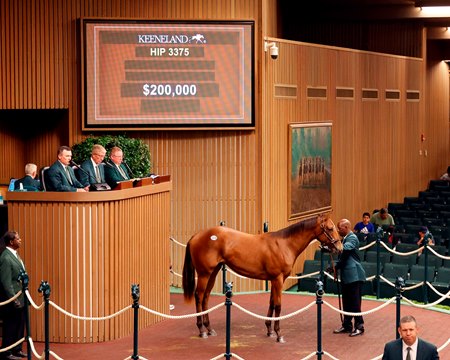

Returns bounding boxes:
[72,134,151,178]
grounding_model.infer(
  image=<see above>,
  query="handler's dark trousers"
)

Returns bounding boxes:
[341,281,364,330]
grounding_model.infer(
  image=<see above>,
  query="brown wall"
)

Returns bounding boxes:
[0,0,448,293]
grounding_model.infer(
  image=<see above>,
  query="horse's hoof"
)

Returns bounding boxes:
[208,329,217,336]
[199,332,208,339]
[277,336,286,343]
[267,331,276,338]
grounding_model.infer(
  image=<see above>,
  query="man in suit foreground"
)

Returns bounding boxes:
[78,144,107,186]
[46,146,89,192]
[104,146,130,189]
[332,218,366,337]
[13,163,41,191]
[382,315,439,360]
[0,231,27,359]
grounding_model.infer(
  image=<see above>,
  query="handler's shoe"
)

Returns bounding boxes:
[349,328,364,337]
[333,326,352,334]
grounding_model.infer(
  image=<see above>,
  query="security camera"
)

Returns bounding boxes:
[270,45,279,60]
[264,41,279,60]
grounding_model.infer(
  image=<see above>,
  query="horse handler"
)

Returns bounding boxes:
[332,219,366,337]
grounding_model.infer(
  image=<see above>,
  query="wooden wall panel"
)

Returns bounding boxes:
[8,185,171,343]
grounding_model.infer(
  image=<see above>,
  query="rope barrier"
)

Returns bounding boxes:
[140,302,224,319]
[233,300,316,321]
[0,290,22,306]
[25,290,45,310]
[438,338,450,353]
[322,351,340,360]
[0,337,25,353]
[427,246,450,260]
[359,241,376,251]
[380,241,423,256]
[323,297,397,316]
[49,301,132,321]
[28,337,45,360]
[402,289,450,308]
[169,236,186,247]
[210,353,245,360]
[427,281,450,297]
[299,351,318,360]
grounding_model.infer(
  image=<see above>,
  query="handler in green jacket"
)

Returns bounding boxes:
[332,219,366,337]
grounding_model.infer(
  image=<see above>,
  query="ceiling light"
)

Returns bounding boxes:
[419,6,450,17]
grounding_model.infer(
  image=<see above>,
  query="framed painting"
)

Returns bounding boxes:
[289,122,332,219]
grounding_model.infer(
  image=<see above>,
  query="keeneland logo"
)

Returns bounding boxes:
[137,33,207,44]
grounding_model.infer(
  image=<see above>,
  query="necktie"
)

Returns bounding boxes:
[117,165,128,179]
[95,165,101,183]
[65,166,73,185]
[406,347,411,360]
[17,253,25,270]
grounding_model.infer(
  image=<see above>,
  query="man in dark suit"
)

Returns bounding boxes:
[78,144,107,186]
[104,146,130,189]
[382,315,439,359]
[46,146,89,192]
[0,231,27,359]
[13,163,41,191]
[333,219,366,337]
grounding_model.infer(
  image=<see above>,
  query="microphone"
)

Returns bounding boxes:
[70,160,97,184]
[103,159,114,168]
[122,159,136,179]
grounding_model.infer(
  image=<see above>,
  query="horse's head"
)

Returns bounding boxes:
[315,214,343,253]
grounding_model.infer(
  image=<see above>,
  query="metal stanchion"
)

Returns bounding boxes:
[395,276,405,340]
[422,233,432,304]
[376,227,383,299]
[316,280,324,360]
[264,222,269,292]
[18,270,32,360]
[220,221,227,294]
[224,282,233,360]
[131,284,140,360]
[38,281,51,360]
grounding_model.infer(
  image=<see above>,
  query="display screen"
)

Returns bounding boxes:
[81,19,254,130]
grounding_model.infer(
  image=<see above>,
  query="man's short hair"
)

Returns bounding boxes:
[91,144,106,155]
[400,315,416,325]
[380,208,388,214]
[1,230,18,247]
[110,146,122,156]
[363,212,370,218]
[57,145,72,155]
[24,163,37,175]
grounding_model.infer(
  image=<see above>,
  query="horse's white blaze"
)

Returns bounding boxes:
[210,235,218,241]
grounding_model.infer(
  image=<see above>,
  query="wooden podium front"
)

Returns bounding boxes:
[7,181,171,343]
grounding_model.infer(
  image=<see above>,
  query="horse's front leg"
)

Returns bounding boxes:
[265,289,275,337]
[272,277,285,343]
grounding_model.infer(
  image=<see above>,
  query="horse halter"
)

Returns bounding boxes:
[318,221,341,252]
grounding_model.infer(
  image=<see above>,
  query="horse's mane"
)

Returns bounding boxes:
[269,216,318,238]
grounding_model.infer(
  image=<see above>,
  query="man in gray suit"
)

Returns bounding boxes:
[382,315,439,360]
[46,146,89,192]
[78,144,107,186]
[0,231,27,359]
[333,218,366,337]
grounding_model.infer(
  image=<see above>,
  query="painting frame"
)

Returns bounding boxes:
[288,122,332,220]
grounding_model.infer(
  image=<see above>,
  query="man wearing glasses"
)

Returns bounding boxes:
[78,144,107,186]
[104,146,130,189]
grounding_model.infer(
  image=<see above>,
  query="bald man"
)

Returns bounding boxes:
[333,219,366,337]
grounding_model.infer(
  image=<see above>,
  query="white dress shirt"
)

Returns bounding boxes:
[402,339,418,360]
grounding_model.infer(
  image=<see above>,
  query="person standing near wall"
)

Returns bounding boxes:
[0,231,27,359]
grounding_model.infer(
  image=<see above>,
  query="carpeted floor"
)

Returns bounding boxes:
[28,291,450,360]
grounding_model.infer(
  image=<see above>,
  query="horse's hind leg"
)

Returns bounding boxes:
[195,275,209,338]
[201,265,221,336]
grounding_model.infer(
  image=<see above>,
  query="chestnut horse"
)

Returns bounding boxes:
[182,214,342,342]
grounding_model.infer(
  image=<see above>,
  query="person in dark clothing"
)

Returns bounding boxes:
[382,315,439,360]
[333,219,366,337]
[0,231,27,359]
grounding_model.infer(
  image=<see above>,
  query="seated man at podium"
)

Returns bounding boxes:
[78,144,107,186]
[104,146,130,189]
[46,146,89,192]
[14,163,41,191]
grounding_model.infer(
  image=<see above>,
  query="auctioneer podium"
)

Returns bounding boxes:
[7,180,171,343]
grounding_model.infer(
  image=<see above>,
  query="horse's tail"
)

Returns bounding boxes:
[182,241,196,302]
